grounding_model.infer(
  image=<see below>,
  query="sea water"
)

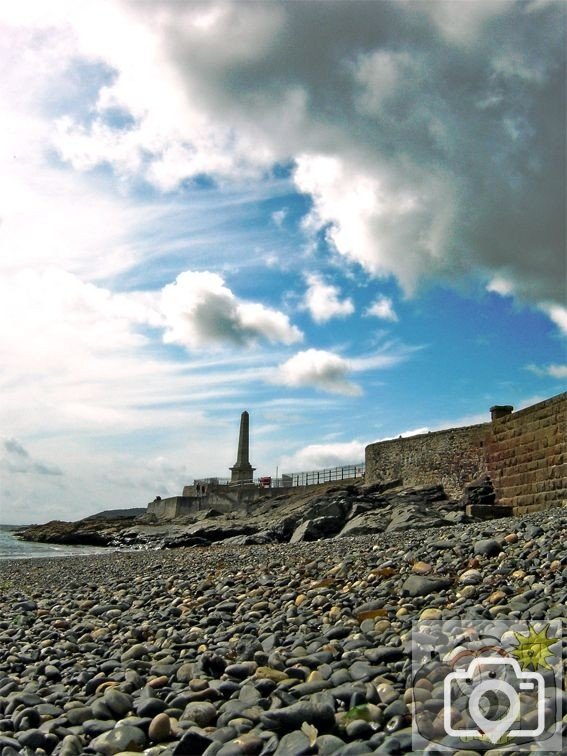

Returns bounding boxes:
[0,525,110,560]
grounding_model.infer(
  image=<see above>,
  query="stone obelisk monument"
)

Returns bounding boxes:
[230,411,256,483]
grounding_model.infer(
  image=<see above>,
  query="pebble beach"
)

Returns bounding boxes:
[1,508,565,756]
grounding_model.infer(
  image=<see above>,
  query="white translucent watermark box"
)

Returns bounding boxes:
[409,619,564,752]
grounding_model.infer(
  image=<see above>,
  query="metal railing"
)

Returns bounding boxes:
[275,464,365,488]
[193,463,365,490]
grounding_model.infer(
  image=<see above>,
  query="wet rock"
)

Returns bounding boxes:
[473,538,502,557]
[91,725,146,754]
[401,575,452,597]
[261,702,335,732]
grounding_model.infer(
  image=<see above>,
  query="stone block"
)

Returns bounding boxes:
[466,504,513,519]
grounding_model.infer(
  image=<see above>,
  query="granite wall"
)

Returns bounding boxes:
[485,392,566,514]
[365,423,489,499]
[365,392,566,514]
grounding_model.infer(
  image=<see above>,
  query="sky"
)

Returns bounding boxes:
[0,0,565,524]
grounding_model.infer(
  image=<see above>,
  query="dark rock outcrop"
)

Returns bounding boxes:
[462,475,496,507]
[17,479,470,551]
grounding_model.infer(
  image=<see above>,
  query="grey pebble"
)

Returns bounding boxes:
[401,575,451,597]
[1,504,565,756]
[90,724,146,754]
[273,730,312,755]
[102,688,133,717]
[173,729,214,755]
[473,538,502,556]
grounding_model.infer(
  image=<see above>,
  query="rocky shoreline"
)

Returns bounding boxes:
[15,480,473,552]
[1,506,565,755]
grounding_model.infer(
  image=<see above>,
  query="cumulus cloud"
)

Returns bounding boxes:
[365,296,398,322]
[159,271,302,349]
[279,440,366,473]
[1,438,62,476]
[271,341,416,395]
[271,349,361,396]
[541,304,567,337]
[38,0,564,320]
[303,273,354,323]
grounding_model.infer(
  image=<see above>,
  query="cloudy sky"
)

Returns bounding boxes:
[1,0,565,524]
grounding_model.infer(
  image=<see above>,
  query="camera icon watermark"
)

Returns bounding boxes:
[410,619,563,752]
[444,656,545,743]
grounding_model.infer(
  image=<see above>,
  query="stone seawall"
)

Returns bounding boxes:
[365,424,489,499]
[365,392,566,515]
[486,392,566,514]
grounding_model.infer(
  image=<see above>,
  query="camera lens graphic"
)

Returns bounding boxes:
[411,620,561,753]
[468,679,520,744]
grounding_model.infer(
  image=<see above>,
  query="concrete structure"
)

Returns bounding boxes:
[147,409,261,520]
[230,411,256,483]
[365,392,566,516]
[148,495,202,521]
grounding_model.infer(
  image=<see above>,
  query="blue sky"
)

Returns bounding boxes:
[0,0,565,524]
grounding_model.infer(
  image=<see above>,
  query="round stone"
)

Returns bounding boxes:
[412,561,433,575]
[486,590,507,605]
[458,569,482,585]
[103,688,133,718]
[148,712,171,742]
[419,608,442,620]
[182,701,217,727]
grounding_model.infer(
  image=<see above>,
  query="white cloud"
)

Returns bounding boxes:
[271,348,361,396]
[294,154,456,295]
[277,425,430,474]
[0,116,144,282]
[0,267,152,373]
[541,304,567,337]
[527,363,567,379]
[303,273,354,323]
[423,0,512,44]
[98,4,567,314]
[271,209,287,227]
[159,270,302,349]
[353,50,413,114]
[486,276,515,297]
[279,440,366,472]
[270,340,416,396]
[349,344,417,371]
[365,296,398,322]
